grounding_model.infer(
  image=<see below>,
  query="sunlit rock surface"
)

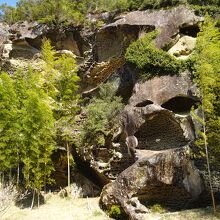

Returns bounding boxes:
[100,147,204,220]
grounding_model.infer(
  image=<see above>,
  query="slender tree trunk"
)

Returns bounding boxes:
[201,101,216,213]
[17,163,20,189]
[0,172,2,185]
[31,189,35,209]
[67,142,70,193]
[44,164,46,193]
[2,172,4,185]
[9,168,12,183]
[16,151,20,188]
[37,190,40,208]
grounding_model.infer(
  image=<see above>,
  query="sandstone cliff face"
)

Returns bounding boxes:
[0,5,214,217]
[0,21,88,72]
[100,147,204,220]
[84,5,202,91]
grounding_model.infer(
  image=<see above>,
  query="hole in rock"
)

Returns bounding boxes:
[135,112,187,150]
[135,100,153,107]
[136,184,198,211]
[72,147,109,187]
[137,186,220,211]
[179,25,200,37]
[161,96,198,114]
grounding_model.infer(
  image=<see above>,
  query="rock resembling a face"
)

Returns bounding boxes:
[123,71,199,152]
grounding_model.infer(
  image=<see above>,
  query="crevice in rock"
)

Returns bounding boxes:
[135,100,153,107]
[137,187,220,211]
[116,64,137,104]
[137,185,192,211]
[179,25,200,37]
[135,112,187,150]
[72,146,110,188]
[161,96,199,114]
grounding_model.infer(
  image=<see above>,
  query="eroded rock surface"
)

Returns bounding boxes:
[100,147,204,220]
[96,5,202,61]
[168,36,197,59]
[0,21,89,72]
[83,6,202,91]
[81,71,199,183]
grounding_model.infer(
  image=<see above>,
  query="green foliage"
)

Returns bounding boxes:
[0,73,19,171]
[1,0,220,25]
[21,90,55,190]
[109,205,122,220]
[80,82,124,147]
[0,39,79,191]
[0,68,56,191]
[125,30,184,79]
[192,15,220,166]
[188,0,220,6]
[0,4,18,24]
[149,203,166,213]
[192,5,220,17]
[0,0,85,25]
[128,0,187,10]
[41,39,80,141]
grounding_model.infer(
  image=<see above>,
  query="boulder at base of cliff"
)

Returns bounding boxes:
[99,147,204,220]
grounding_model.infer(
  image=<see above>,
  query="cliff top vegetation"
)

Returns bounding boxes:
[0,0,219,25]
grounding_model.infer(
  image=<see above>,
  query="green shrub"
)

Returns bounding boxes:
[191,5,220,17]
[109,205,123,219]
[93,210,103,216]
[79,82,124,147]
[125,30,184,79]
[0,0,85,25]
[149,203,166,213]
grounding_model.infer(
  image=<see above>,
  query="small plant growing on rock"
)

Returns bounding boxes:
[109,205,123,220]
[125,30,185,79]
[79,82,124,149]
[149,203,166,213]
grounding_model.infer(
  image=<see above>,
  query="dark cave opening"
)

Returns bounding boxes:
[137,186,220,211]
[137,185,192,211]
[72,146,110,188]
[135,100,153,107]
[179,25,200,37]
[161,96,199,114]
[135,112,187,150]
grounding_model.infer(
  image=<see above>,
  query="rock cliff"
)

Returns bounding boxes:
[1,5,218,218]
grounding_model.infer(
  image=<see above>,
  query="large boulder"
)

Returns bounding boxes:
[168,36,197,59]
[95,6,202,62]
[83,6,202,91]
[123,71,199,150]
[77,71,200,183]
[8,21,87,56]
[127,71,198,107]
[100,147,204,220]
[1,21,89,73]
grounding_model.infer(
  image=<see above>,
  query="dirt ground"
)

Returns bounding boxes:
[1,193,220,220]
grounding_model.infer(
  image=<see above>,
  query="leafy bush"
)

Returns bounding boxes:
[128,0,187,10]
[0,0,85,25]
[80,82,124,147]
[125,30,184,79]
[109,205,123,219]
[192,15,220,167]
[149,203,166,213]
[1,0,220,25]
[191,5,220,17]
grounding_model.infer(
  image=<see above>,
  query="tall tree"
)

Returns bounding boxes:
[41,38,80,140]
[193,15,220,213]
[0,73,19,177]
[80,82,124,149]
[41,39,80,190]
